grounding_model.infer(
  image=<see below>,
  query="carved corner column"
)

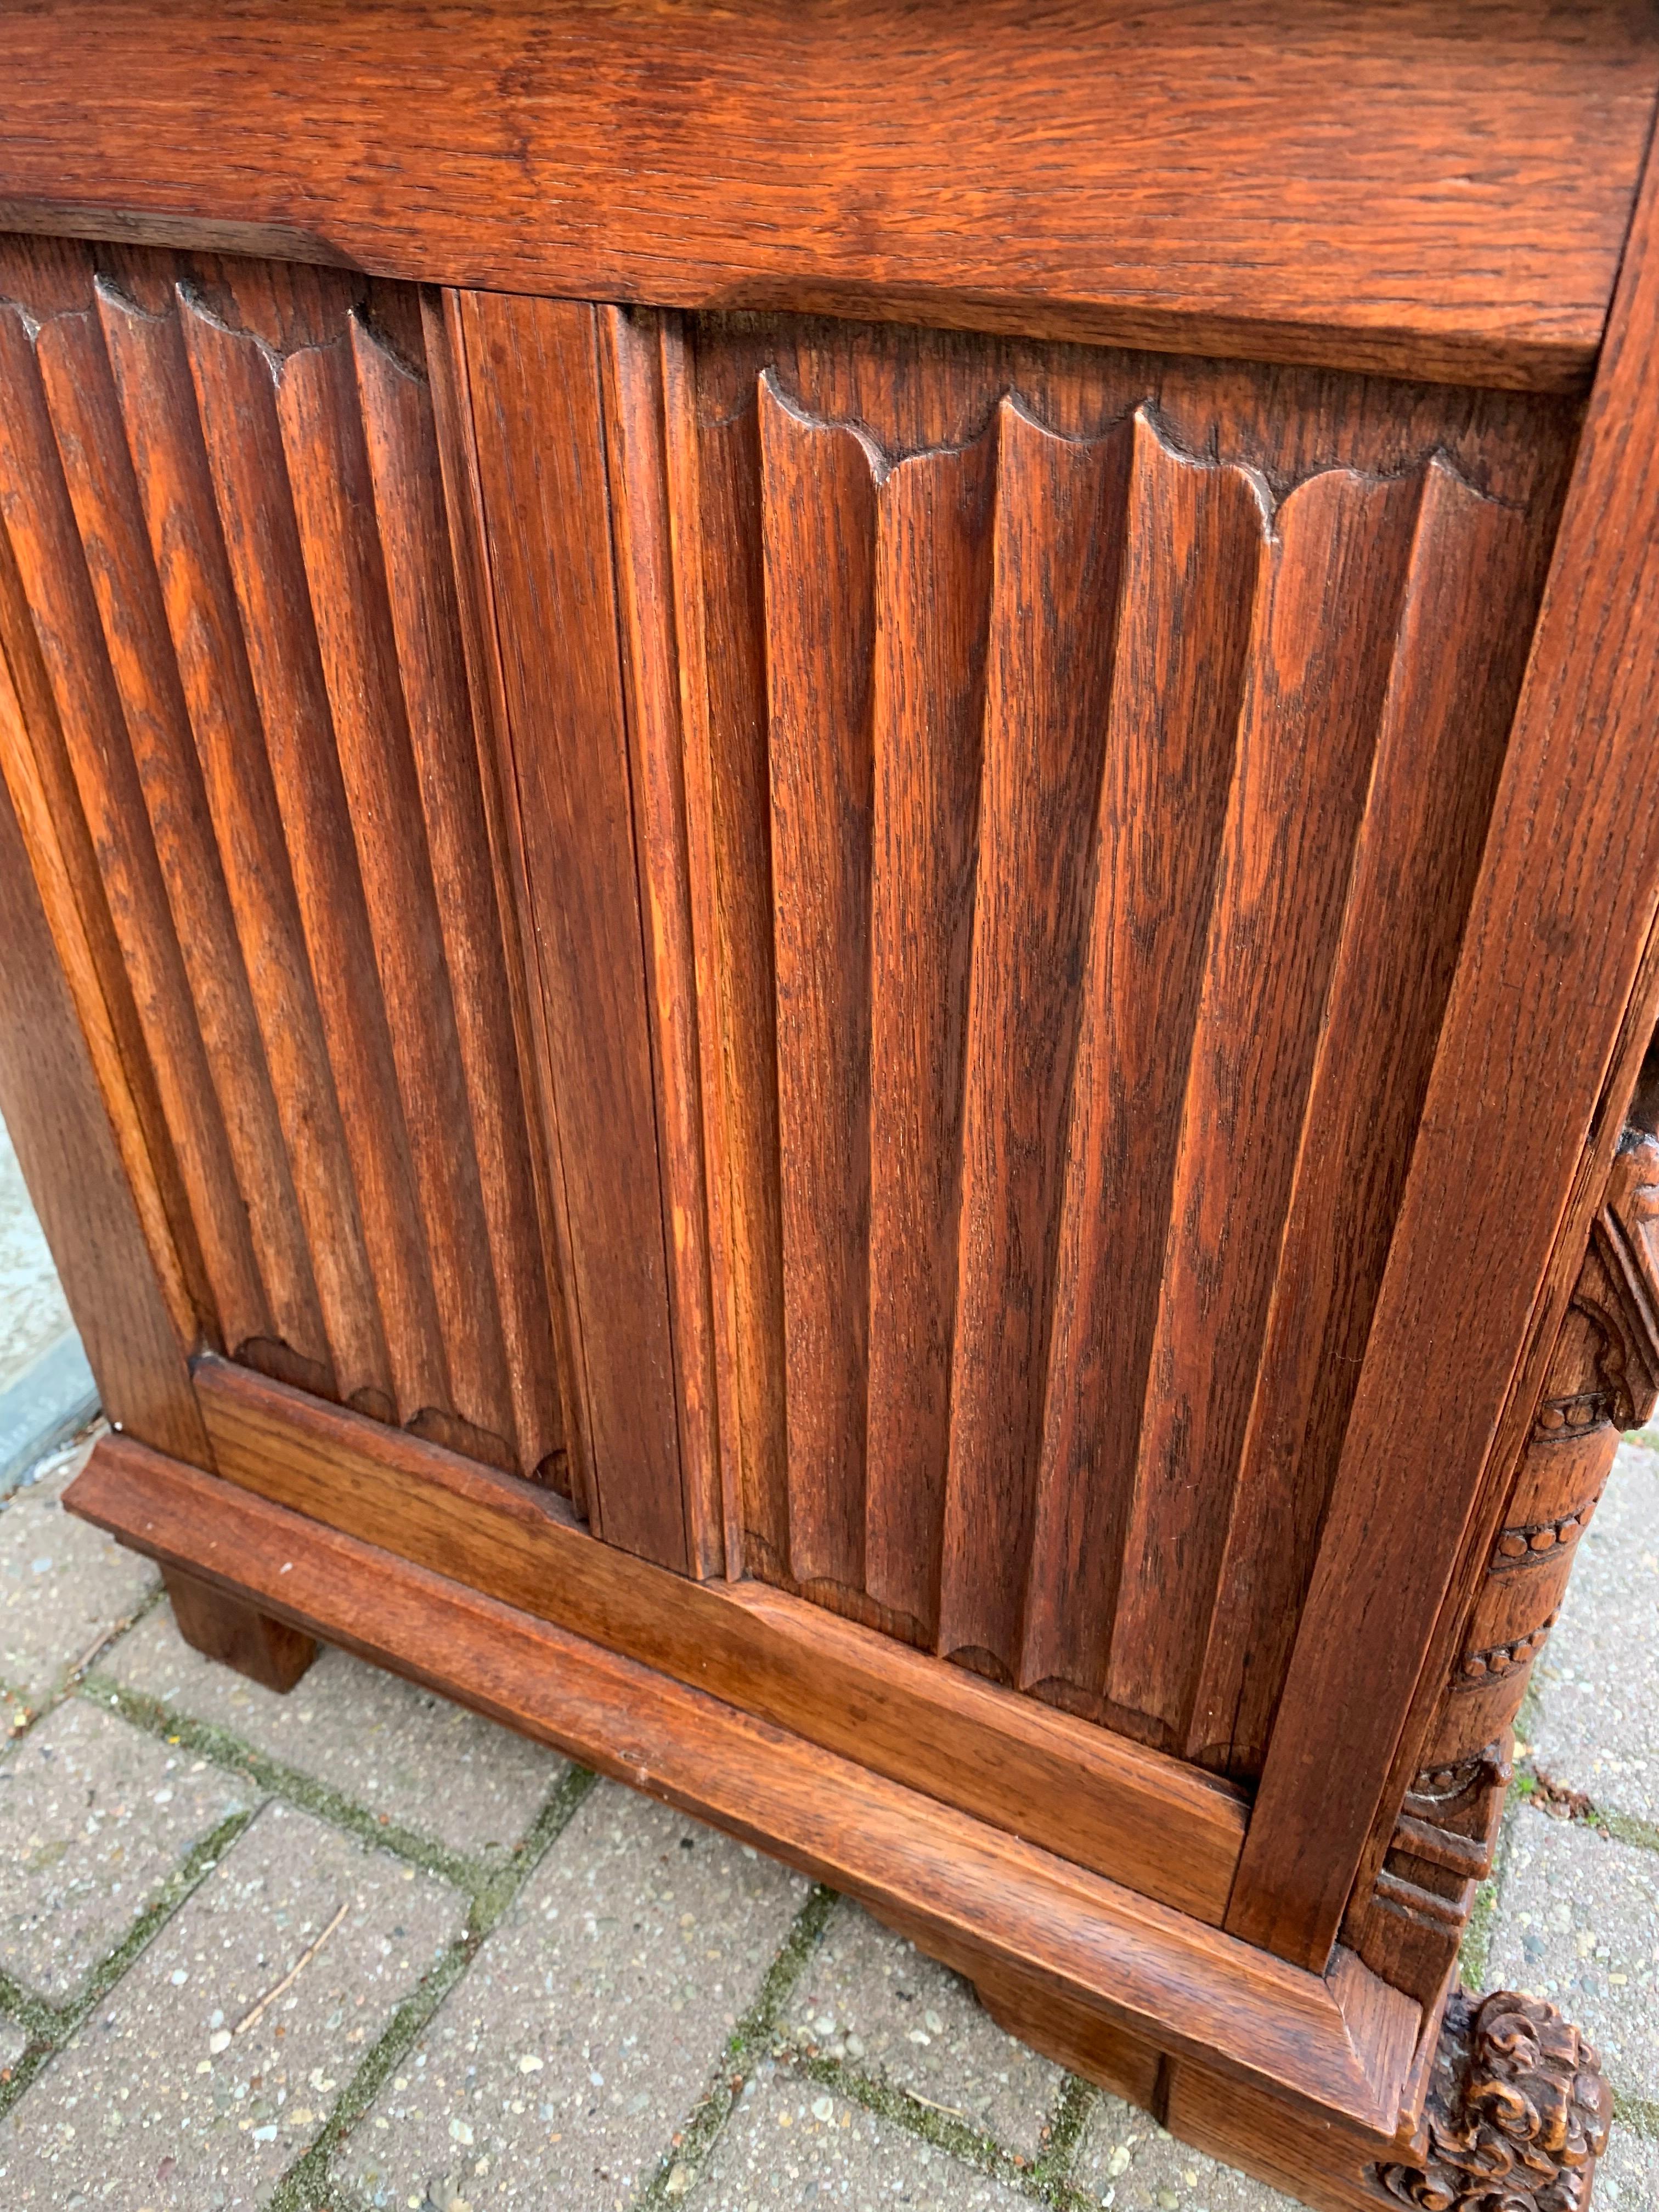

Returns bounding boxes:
[1351,1129,1659,2208]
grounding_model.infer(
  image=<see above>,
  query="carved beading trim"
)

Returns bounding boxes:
[1531,1392,1610,1442]
[1490,1494,1600,1571]
[1375,1990,1611,2211]
[1409,1743,1514,1808]
[1455,1616,1558,1688]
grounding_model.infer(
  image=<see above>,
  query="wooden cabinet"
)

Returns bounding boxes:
[2,8,1657,2205]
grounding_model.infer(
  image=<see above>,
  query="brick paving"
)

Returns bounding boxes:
[0,1413,1652,2209]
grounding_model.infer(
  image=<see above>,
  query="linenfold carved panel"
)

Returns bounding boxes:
[0,237,564,1485]
[678,314,1576,1775]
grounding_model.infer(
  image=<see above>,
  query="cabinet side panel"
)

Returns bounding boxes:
[681,312,1575,1753]
[0,699,210,1466]
[0,233,565,1483]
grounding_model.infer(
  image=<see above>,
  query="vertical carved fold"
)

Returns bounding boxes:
[862,434,996,1636]
[759,375,881,1592]
[351,311,561,1477]
[178,292,451,1430]
[1105,464,1429,1750]
[0,300,270,1358]
[1019,416,1267,1706]
[691,402,789,1576]
[95,281,391,1411]
[273,329,516,1459]
[936,403,1135,1675]
[1187,463,1539,1777]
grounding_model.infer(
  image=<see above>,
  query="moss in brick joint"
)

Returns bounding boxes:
[267,1760,599,2212]
[0,1799,258,2124]
[77,1671,506,1910]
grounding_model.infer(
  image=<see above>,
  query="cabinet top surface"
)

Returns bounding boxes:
[1,0,1655,390]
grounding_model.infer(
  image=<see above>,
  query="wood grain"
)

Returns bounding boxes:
[452,287,686,1564]
[0,740,211,1465]
[1106,465,1426,1750]
[600,309,725,1577]
[939,403,1132,1674]
[65,1425,1418,2139]
[1020,417,1262,1712]
[864,429,995,1634]
[759,376,880,1594]
[680,320,1572,1739]
[189,1353,1250,1928]
[1230,133,1659,1970]
[2,2,1657,389]
[0,235,563,1477]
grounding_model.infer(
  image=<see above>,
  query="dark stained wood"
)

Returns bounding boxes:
[759,376,880,1595]
[162,1565,317,1692]
[663,381,786,1579]
[453,287,687,1566]
[189,1353,1250,1927]
[1107,466,1431,1751]
[0,267,270,1362]
[350,311,563,1483]
[98,275,391,1414]
[864,431,995,1637]
[599,308,725,1576]
[2,3,1657,391]
[0,746,211,1466]
[1020,416,1263,1712]
[939,403,1132,1674]
[1231,133,1659,1971]
[64,1427,1418,2140]
[1188,464,1547,1780]
[679,317,1576,1733]
[0,234,565,1475]
[421,284,583,1503]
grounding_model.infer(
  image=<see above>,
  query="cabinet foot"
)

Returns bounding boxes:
[1375,1989,1611,2212]
[162,1566,318,1692]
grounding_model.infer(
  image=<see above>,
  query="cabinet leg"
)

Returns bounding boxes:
[162,1566,318,1692]
[1375,1988,1611,2211]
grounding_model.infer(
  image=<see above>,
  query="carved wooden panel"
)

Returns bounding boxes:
[0,236,566,1485]
[672,313,1581,1772]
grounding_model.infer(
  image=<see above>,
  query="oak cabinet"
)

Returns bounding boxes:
[2,8,1656,2207]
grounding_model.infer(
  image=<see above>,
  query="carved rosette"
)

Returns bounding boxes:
[1376,1991,1611,2212]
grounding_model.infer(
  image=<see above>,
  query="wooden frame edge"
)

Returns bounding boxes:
[187,1352,1246,1926]
[63,1429,1417,2140]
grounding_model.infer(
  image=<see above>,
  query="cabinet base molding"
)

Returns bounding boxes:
[64,1426,1414,2147]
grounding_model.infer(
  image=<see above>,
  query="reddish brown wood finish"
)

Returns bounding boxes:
[64,1431,1417,2141]
[1229,127,1659,1972]
[162,1566,317,1692]
[189,1354,1248,1927]
[0,236,563,1479]
[674,314,1571,1739]
[449,289,689,1566]
[1,3,1656,391]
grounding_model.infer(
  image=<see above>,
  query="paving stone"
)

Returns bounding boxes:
[1485,1804,1659,2103]
[338,1780,807,2212]
[105,1602,565,1862]
[1529,1440,1659,1827]
[689,2059,1028,2209]
[0,1797,465,2209]
[1596,2118,1659,2210]
[0,1116,73,1393]
[1073,2093,1301,2210]
[0,1440,156,1707]
[0,1697,251,2003]
[778,1898,1062,2157]
[0,2014,28,2074]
